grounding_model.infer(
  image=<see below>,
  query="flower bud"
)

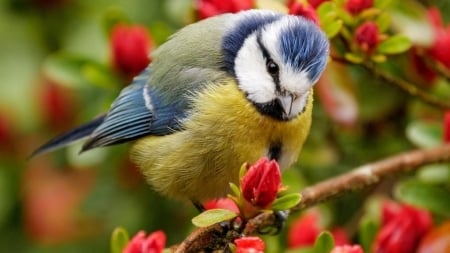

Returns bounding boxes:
[444,111,450,143]
[331,245,364,253]
[235,236,265,253]
[110,24,152,79]
[196,0,253,20]
[344,0,373,15]
[241,157,281,208]
[123,230,166,253]
[204,198,240,213]
[288,2,320,25]
[426,8,450,69]
[354,22,380,53]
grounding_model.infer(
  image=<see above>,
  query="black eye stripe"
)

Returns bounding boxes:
[256,31,281,91]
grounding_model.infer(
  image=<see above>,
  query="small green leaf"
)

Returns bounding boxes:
[359,8,381,20]
[192,209,238,227]
[271,193,302,210]
[417,164,450,184]
[344,53,364,64]
[358,218,379,253]
[395,179,450,217]
[375,12,391,32]
[229,182,241,197]
[239,162,248,180]
[81,64,121,90]
[313,231,334,253]
[377,35,411,54]
[371,54,387,63]
[324,20,343,38]
[317,2,337,19]
[110,227,129,253]
[375,0,393,9]
[406,121,443,148]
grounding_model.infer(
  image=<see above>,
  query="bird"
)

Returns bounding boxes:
[32,9,329,205]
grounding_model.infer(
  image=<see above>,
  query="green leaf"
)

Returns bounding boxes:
[192,209,238,227]
[313,231,334,253]
[43,53,117,89]
[375,0,393,9]
[324,20,343,39]
[229,182,241,198]
[377,35,411,54]
[406,121,443,148]
[239,162,248,180]
[395,179,450,217]
[110,227,129,253]
[344,53,364,64]
[375,12,391,32]
[417,164,450,184]
[358,218,379,253]
[271,193,302,210]
[371,54,387,63]
[317,2,337,19]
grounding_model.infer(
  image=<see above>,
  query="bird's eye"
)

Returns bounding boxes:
[266,59,279,76]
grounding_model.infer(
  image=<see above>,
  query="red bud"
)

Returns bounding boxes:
[331,245,364,253]
[288,2,320,25]
[344,0,373,15]
[241,157,281,208]
[123,230,166,253]
[235,236,265,253]
[196,0,254,20]
[354,22,380,53]
[444,111,450,143]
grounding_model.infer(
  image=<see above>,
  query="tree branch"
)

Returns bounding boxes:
[173,144,450,252]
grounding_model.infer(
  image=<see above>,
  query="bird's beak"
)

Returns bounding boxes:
[277,93,295,117]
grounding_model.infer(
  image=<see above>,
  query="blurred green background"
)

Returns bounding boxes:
[0,0,450,252]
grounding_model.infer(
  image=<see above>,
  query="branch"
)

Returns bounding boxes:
[330,55,450,110]
[174,144,450,252]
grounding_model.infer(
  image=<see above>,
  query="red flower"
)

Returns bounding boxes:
[372,201,432,253]
[427,8,450,69]
[344,0,373,15]
[235,236,265,253]
[196,0,254,20]
[123,230,166,253]
[38,80,78,131]
[288,2,320,25]
[444,111,450,143]
[204,198,240,213]
[288,211,350,249]
[241,157,281,208]
[331,245,364,253]
[354,22,380,53]
[288,0,329,9]
[288,211,321,248]
[111,24,152,79]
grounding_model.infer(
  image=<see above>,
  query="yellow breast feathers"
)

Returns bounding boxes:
[130,79,313,202]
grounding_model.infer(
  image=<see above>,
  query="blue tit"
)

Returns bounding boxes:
[33,10,329,204]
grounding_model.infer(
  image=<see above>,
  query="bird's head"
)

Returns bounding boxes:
[223,10,329,121]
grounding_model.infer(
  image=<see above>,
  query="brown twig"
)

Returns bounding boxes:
[330,55,450,110]
[173,144,450,252]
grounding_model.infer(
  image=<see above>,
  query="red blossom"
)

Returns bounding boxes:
[344,0,373,15]
[235,236,265,253]
[196,0,254,20]
[204,198,240,213]
[288,211,351,249]
[123,230,166,253]
[445,111,450,143]
[111,24,152,79]
[288,2,320,25]
[288,211,321,248]
[331,245,364,253]
[241,157,281,208]
[426,8,450,69]
[354,22,380,53]
[39,80,78,131]
[372,201,432,253]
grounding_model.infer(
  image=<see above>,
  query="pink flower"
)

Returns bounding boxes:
[123,230,166,253]
[372,201,432,253]
[204,198,240,213]
[331,245,364,253]
[344,0,373,15]
[235,236,265,253]
[241,158,281,208]
[196,0,254,20]
[111,24,152,78]
[427,8,450,69]
[444,111,450,143]
[354,22,380,53]
[288,2,320,25]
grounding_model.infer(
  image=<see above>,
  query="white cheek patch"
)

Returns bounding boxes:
[234,34,275,104]
[281,68,313,95]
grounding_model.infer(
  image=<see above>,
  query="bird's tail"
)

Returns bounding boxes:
[30,115,106,158]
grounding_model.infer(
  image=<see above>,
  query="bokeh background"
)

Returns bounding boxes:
[1,0,449,252]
